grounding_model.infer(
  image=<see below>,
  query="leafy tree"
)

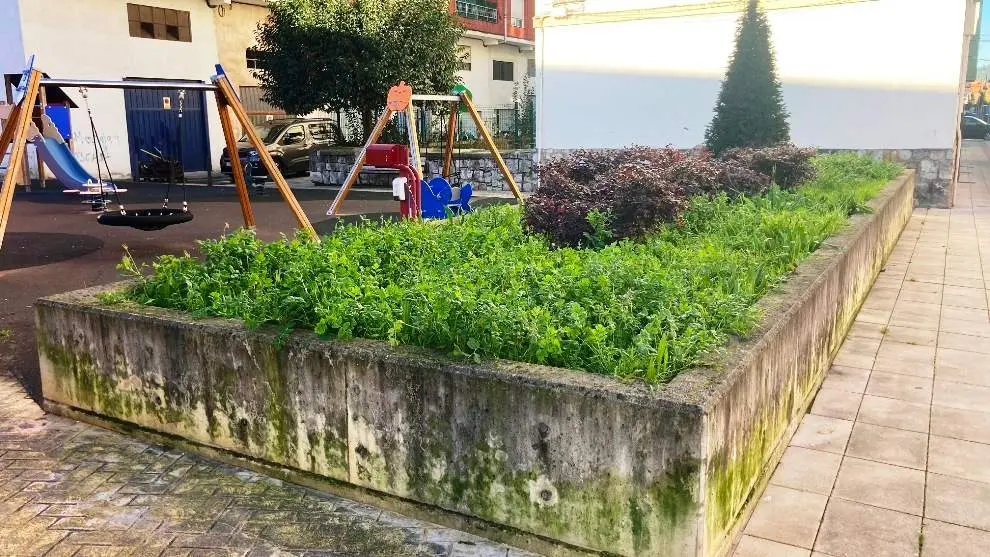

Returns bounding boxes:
[513,75,536,148]
[255,0,462,140]
[704,0,790,155]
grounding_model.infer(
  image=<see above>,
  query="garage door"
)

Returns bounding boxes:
[123,80,211,177]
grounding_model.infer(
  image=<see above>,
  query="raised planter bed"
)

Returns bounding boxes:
[36,171,914,557]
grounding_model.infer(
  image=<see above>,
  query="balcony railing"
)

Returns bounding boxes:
[456,0,498,23]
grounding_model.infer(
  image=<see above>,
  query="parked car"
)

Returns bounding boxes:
[220,118,343,178]
[961,115,990,140]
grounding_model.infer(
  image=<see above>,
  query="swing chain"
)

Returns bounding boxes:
[179,90,188,212]
[79,86,123,213]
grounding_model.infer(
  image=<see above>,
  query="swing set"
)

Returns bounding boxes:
[327,81,524,219]
[0,58,317,252]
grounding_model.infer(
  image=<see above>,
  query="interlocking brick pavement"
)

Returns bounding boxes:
[0,373,534,557]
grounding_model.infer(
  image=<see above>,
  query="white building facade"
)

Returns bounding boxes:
[535,0,980,207]
[0,0,236,179]
[0,0,536,180]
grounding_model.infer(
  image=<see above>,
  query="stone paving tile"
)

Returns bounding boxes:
[743,485,827,549]
[856,395,930,433]
[937,331,990,354]
[831,457,925,515]
[889,301,942,331]
[932,379,990,412]
[0,376,532,557]
[882,324,938,347]
[873,341,935,377]
[934,347,990,386]
[820,365,871,394]
[930,405,990,444]
[790,415,854,455]
[921,519,990,557]
[865,371,932,404]
[939,304,988,324]
[733,535,811,557]
[809,388,862,422]
[927,436,990,484]
[814,498,921,557]
[925,473,990,532]
[942,285,989,309]
[847,320,886,341]
[733,169,990,557]
[769,446,843,496]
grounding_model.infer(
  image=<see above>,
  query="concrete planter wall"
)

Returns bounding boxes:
[36,172,914,557]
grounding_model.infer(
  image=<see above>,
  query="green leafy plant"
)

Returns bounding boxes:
[126,155,900,384]
[583,210,614,250]
[705,0,790,155]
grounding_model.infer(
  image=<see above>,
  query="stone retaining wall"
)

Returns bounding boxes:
[311,148,538,192]
[817,148,953,208]
[35,171,914,557]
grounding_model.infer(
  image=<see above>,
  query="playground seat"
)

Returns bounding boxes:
[449,183,473,214]
[421,177,452,219]
[421,177,474,218]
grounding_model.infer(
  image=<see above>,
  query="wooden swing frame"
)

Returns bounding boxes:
[0,62,318,253]
[326,82,524,217]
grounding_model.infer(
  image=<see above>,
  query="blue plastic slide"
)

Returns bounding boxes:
[34,137,99,189]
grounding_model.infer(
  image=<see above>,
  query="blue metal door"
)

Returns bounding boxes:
[123,82,211,176]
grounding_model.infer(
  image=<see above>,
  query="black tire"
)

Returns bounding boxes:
[272,157,286,176]
[983,131,990,141]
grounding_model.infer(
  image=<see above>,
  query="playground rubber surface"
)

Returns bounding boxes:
[0,182,403,400]
[0,182,531,556]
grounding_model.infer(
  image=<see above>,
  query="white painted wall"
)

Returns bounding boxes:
[458,37,534,107]
[6,0,226,178]
[537,0,969,150]
[0,0,25,77]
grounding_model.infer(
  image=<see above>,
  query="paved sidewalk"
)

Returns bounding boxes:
[0,370,532,556]
[733,144,990,557]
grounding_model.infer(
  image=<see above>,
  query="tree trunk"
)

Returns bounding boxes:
[362,108,375,142]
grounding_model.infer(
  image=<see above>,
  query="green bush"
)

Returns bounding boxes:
[524,147,689,247]
[705,0,790,155]
[124,155,901,384]
[722,145,817,188]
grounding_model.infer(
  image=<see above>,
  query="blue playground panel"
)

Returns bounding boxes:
[45,105,72,141]
[420,177,473,219]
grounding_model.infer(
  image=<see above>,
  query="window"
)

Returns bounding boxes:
[308,122,334,142]
[246,49,262,71]
[455,0,497,23]
[127,4,191,42]
[493,60,513,82]
[527,59,536,77]
[308,123,328,141]
[280,125,305,145]
[458,46,472,71]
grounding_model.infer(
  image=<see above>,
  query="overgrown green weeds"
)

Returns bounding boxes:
[125,155,900,383]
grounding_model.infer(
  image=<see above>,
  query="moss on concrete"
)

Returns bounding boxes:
[399,432,699,555]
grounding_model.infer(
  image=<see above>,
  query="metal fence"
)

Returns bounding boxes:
[238,86,288,127]
[352,101,535,150]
